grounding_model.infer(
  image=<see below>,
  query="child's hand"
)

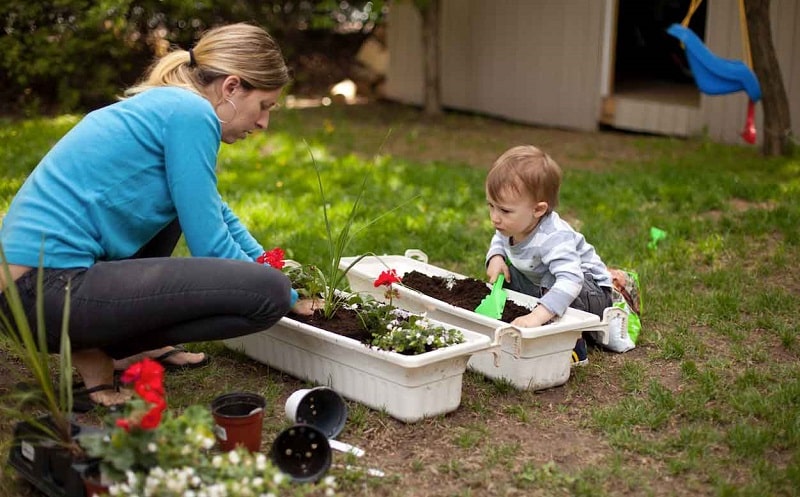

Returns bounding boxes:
[486,255,510,284]
[511,305,556,328]
[290,298,322,316]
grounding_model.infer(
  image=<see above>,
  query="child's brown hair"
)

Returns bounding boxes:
[486,145,562,212]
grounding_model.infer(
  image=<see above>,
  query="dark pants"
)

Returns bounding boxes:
[1,220,291,358]
[505,265,612,320]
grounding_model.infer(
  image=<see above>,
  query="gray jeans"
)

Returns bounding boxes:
[0,220,291,358]
[505,265,612,319]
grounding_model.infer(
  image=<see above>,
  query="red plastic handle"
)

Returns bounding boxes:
[741,100,757,144]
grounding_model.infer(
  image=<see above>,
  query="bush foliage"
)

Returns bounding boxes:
[0,0,385,116]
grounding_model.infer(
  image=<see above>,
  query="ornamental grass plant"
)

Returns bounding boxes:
[0,249,79,454]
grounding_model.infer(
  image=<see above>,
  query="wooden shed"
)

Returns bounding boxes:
[384,0,799,145]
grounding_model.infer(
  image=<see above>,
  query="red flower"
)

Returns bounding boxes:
[120,357,164,386]
[257,247,285,269]
[121,358,165,403]
[140,399,167,430]
[116,358,167,431]
[374,269,401,287]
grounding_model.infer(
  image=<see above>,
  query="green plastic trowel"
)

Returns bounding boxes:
[474,274,508,320]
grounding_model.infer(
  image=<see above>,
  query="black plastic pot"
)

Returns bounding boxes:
[7,416,102,497]
[270,424,332,483]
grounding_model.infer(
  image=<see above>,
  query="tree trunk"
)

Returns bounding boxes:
[743,0,793,156]
[419,0,442,116]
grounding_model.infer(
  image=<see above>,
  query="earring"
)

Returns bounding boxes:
[215,98,238,124]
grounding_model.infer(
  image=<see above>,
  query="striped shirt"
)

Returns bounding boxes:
[486,211,612,316]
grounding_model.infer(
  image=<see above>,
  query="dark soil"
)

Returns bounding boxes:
[292,307,372,343]
[292,270,533,346]
[400,271,532,322]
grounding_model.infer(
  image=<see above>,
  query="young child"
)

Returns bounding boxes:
[484,145,613,365]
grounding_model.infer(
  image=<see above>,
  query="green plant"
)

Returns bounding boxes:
[356,296,465,354]
[302,144,414,320]
[81,358,337,495]
[0,245,78,453]
[268,251,466,355]
[80,358,214,481]
[103,447,336,497]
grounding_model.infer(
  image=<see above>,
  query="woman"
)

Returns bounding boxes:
[0,23,313,409]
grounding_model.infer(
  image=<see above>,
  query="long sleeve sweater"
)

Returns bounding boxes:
[486,211,612,316]
[0,87,264,268]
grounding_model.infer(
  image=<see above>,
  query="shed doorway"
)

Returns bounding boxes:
[601,0,708,136]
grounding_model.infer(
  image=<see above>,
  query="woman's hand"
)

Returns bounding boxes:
[290,298,323,316]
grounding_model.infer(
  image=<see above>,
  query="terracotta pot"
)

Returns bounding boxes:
[210,392,266,452]
[82,458,110,497]
[83,476,110,496]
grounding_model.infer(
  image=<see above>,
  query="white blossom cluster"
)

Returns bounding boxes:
[372,312,465,354]
[106,448,336,497]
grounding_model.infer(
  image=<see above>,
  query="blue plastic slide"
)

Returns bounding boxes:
[666,23,761,102]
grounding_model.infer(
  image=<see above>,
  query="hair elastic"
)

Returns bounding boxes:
[188,48,197,68]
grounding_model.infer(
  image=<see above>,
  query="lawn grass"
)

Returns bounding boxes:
[1,101,799,496]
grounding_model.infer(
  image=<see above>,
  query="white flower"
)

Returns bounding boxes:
[201,435,216,450]
[228,450,241,465]
[147,442,158,453]
[126,470,139,486]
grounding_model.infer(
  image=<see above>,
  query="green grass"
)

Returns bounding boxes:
[1,102,799,496]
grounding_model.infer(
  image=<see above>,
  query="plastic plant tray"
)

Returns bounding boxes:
[339,251,605,390]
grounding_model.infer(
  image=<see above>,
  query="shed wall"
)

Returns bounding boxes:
[386,0,799,145]
[386,0,607,131]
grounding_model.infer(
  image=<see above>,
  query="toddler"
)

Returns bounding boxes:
[485,145,612,365]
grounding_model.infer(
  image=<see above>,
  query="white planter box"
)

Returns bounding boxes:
[339,251,617,391]
[224,316,493,423]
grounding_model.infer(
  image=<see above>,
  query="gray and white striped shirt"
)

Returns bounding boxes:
[486,211,612,317]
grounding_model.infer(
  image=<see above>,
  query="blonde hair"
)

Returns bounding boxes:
[486,145,562,212]
[125,23,290,97]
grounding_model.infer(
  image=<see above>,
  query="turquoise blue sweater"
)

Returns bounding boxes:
[0,87,265,268]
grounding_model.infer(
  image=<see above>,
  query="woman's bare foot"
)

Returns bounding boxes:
[72,348,132,407]
[112,346,207,371]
